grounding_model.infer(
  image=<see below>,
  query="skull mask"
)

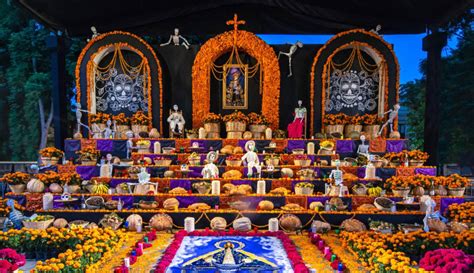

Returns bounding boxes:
[339,71,361,106]
[112,74,134,107]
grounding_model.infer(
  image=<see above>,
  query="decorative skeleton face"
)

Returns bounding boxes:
[339,71,361,106]
[112,74,134,106]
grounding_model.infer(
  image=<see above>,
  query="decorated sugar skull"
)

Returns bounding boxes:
[206,151,218,163]
[339,70,361,106]
[245,140,256,152]
[112,74,134,107]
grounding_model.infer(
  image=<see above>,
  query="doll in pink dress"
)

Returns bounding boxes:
[287,100,306,138]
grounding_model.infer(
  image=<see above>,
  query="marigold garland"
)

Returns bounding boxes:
[192,29,280,129]
[75,31,164,134]
[310,29,400,135]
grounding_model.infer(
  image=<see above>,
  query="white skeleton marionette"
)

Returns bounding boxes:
[201,151,219,179]
[160,28,190,50]
[87,26,100,42]
[357,135,370,158]
[125,131,136,159]
[378,104,400,136]
[75,103,90,136]
[278,41,303,77]
[329,159,344,197]
[167,104,186,134]
[369,25,382,36]
[103,119,113,139]
[242,141,261,178]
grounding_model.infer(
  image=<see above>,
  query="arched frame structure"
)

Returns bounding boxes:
[310,29,399,135]
[76,31,164,133]
[192,30,280,128]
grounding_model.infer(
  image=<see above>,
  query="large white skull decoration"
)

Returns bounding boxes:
[113,74,134,107]
[327,69,379,112]
[339,71,361,106]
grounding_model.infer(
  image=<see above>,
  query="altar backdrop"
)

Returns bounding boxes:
[77,30,398,136]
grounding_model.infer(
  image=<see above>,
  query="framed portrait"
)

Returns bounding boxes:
[222,64,248,109]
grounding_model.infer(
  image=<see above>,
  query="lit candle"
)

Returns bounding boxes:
[144,236,148,243]
[331,254,336,262]
[131,250,137,257]
[137,243,144,251]
[124,257,130,267]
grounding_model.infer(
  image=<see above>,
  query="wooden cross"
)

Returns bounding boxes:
[226,14,245,44]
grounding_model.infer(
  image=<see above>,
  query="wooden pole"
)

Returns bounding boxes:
[422,31,447,167]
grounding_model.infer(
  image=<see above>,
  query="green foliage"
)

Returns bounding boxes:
[401,26,474,164]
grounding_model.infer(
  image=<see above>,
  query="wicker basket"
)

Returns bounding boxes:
[294,159,311,167]
[227,131,243,139]
[85,196,104,209]
[318,149,333,155]
[131,124,148,135]
[352,185,368,195]
[155,159,172,166]
[116,125,130,139]
[188,157,201,166]
[409,160,425,167]
[204,123,220,133]
[294,186,314,195]
[325,125,344,135]
[392,187,410,197]
[364,125,381,137]
[226,121,246,132]
[249,124,267,138]
[23,218,54,230]
[207,132,220,139]
[448,187,465,197]
[41,157,59,165]
[81,159,97,166]
[9,184,26,194]
[344,124,363,136]
[226,160,242,167]
[137,144,150,154]
[265,158,280,166]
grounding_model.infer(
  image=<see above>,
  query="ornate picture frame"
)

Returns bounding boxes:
[222,64,248,109]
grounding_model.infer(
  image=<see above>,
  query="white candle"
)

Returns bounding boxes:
[184,217,195,232]
[153,141,161,154]
[268,218,279,232]
[307,142,315,155]
[211,180,220,195]
[137,243,144,251]
[124,257,130,267]
[257,180,266,194]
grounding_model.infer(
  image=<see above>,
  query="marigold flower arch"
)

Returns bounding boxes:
[192,30,280,128]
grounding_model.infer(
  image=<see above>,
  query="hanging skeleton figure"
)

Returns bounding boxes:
[160,28,191,50]
[278,41,303,77]
[75,103,91,137]
[378,104,400,136]
[87,26,100,42]
[369,25,382,36]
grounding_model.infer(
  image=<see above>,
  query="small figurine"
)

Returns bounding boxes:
[3,199,35,231]
[126,131,136,159]
[369,25,382,36]
[241,141,261,178]
[87,26,100,42]
[167,104,186,135]
[75,103,90,137]
[160,28,190,50]
[329,160,344,197]
[357,135,370,158]
[278,41,303,77]
[287,100,307,138]
[137,167,151,184]
[420,195,437,232]
[91,122,104,139]
[378,104,400,136]
[112,120,118,139]
[202,151,219,179]
[103,119,113,139]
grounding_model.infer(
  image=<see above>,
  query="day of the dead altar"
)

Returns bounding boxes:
[0,13,472,273]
